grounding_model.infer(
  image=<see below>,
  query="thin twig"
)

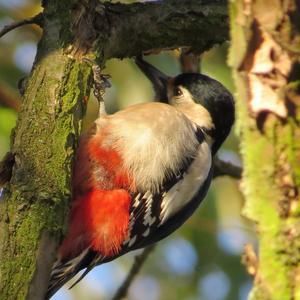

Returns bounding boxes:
[213,157,242,179]
[111,245,155,300]
[0,13,43,39]
[180,47,201,73]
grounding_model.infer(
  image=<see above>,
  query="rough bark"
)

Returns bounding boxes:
[0,1,93,299]
[229,1,300,299]
[97,0,229,59]
[62,0,229,62]
[0,0,229,299]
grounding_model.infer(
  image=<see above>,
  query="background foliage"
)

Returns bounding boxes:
[0,1,255,299]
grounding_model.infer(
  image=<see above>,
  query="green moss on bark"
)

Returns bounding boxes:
[0,9,93,298]
[229,1,300,299]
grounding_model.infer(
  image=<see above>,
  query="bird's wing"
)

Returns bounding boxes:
[121,127,212,251]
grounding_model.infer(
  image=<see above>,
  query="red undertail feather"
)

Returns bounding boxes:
[60,189,131,260]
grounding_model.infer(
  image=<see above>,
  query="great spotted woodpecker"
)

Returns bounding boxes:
[46,57,235,298]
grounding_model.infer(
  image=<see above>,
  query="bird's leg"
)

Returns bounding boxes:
[83,58,111,117]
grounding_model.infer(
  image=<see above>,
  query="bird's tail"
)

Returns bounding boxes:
[46,248,95,299]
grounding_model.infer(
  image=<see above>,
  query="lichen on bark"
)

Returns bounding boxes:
[229,0,300,299]
[0,2,93,298]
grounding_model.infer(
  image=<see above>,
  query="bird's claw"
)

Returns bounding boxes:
[83,58,111,104]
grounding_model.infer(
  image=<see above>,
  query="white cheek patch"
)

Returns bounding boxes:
[159,141,212,225]
[168,86,214,131]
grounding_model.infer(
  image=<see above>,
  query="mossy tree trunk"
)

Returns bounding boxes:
[0,0,229,299]
[229,1,300,299]
[0,1,93,299]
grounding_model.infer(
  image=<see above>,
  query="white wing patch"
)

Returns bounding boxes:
[143,191,155,226]
[159,142,212,225]
[128,235,137,247]
[133,193,141,208]
[123,190,157,247]
[142,228,151,237]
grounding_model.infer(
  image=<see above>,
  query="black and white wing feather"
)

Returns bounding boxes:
[122,128,213,251]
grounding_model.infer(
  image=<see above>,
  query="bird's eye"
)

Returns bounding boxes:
[173,87,183,97]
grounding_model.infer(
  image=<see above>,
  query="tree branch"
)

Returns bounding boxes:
[71,0,228,59]
[0,13,43,39]
[180,47,201,73]
[213,157,242,179]
[105,0,228,58]
[111,245,155,300]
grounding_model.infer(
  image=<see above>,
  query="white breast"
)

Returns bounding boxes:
[95,102,200,193]
[159,141,212,224]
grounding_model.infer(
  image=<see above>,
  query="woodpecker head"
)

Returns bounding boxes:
[135,57,235,154]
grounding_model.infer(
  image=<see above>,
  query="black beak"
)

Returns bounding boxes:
[135,56,170,103]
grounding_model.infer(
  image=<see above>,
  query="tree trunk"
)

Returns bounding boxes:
[229,1,300,299]
[0,1,93,299]
[0,0,229,299]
